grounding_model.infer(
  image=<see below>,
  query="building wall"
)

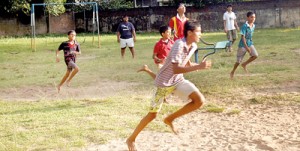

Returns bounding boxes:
[0,0,299,36]
[0,12,74,36]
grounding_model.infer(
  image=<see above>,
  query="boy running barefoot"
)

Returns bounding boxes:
[127,21,211,151]
[56,30,81,93]
[230,12,258,79]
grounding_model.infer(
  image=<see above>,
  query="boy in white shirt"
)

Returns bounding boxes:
[223,4,239,52]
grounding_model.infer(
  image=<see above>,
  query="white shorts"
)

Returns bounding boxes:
[120,38,134,48]
[173,80,201,101]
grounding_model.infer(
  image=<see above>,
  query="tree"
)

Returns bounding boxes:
[44,0,66,16]
[0,0,31,17]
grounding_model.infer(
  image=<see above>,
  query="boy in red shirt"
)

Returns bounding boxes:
[138,25,174,79]
[169,3,188,41]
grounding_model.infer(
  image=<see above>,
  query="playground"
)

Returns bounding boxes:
[0,28,299,150]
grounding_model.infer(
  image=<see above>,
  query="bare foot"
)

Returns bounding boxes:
[163,118,178,135]
[241,63,249,73]
[230,72,235,79]
[137,65,149,72]
[126,138,137,151]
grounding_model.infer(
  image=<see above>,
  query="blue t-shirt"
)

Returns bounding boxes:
[238,22,255,48]
[117,22,135,39]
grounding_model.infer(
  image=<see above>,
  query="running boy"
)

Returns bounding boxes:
[230,12,257,79]
[126,21,211,151]
[56,30,81,92]
[138,25,174,79]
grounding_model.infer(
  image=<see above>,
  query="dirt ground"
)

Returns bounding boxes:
[0,80,299,151]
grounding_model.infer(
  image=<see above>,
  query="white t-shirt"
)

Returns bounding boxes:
[223,11,237,30]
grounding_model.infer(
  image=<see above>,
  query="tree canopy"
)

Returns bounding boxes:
[0,0,258,18]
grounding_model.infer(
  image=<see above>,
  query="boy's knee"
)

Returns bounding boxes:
[74,67,79,72]
[189,92,205,108]
[148,112,158,119]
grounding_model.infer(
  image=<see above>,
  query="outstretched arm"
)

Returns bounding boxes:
[172,59,211,74]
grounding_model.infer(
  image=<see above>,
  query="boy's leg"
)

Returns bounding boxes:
[66,62,79,86]
[128,38,135,58]
[241,56,257,73]
[66,66,79,86]
[57,70,71,93]
[164,80,204,134]
[137,65,156,79]
[127,87,173,150]
[164,91,204,134]
[129,47,135,59]
[231,29,237,46]
[227,31,233,52]
[230,62,240,79]
[121,48,126,58]
[241,45,258,73]
[230,47,246,78]
[126,112,157,151]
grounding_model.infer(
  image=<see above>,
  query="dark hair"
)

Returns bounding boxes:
[183,20,201,38]
[123,15,128,18]
[159,25,170,36]
[177,3,185,9]
[227,4,232,8]
[247,11,255,17]
[68,30,76,35]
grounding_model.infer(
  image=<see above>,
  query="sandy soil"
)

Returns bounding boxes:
[0,81,299,151]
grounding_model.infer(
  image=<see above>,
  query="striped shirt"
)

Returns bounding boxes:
[155,38,198,87]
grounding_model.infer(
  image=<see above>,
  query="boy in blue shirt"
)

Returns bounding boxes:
[230,12,258,79]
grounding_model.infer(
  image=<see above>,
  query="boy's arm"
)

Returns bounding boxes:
[152,53,162,63]
[234,20,239,31]
[56,50,60,62]
[223,20,227,33]
[117,32,121,43]
[241,35,250,53]
[132,29,136,42]
[172,59,211,74]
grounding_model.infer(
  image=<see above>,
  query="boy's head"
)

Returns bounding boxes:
[123,15,129,22]
[177,3,186,15]
[184,20,201,42]
[226,4,232,12]
[159,25,171,39]
[67,30,76,41]
[246,12,256,23]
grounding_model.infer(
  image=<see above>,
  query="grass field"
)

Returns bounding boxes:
[0,28,299,150]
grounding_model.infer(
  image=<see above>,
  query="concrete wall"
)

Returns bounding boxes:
[0,12,74,36]
[0,0,299,36]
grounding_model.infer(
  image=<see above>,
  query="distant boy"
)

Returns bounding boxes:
[138,25,174,79]
[117,15,136,59]
[56,30,81,93]
[223,4,239,52]
[230,12,258,79]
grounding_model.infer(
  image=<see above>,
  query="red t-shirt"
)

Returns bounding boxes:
[153,38,174,64]
[169,16,188,41]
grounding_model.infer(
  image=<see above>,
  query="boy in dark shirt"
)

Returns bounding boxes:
[56,30,81,93]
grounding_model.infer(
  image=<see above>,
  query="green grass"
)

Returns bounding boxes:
[0,28,300,150]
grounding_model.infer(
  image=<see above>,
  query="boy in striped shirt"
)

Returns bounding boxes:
[127,21,211,151]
